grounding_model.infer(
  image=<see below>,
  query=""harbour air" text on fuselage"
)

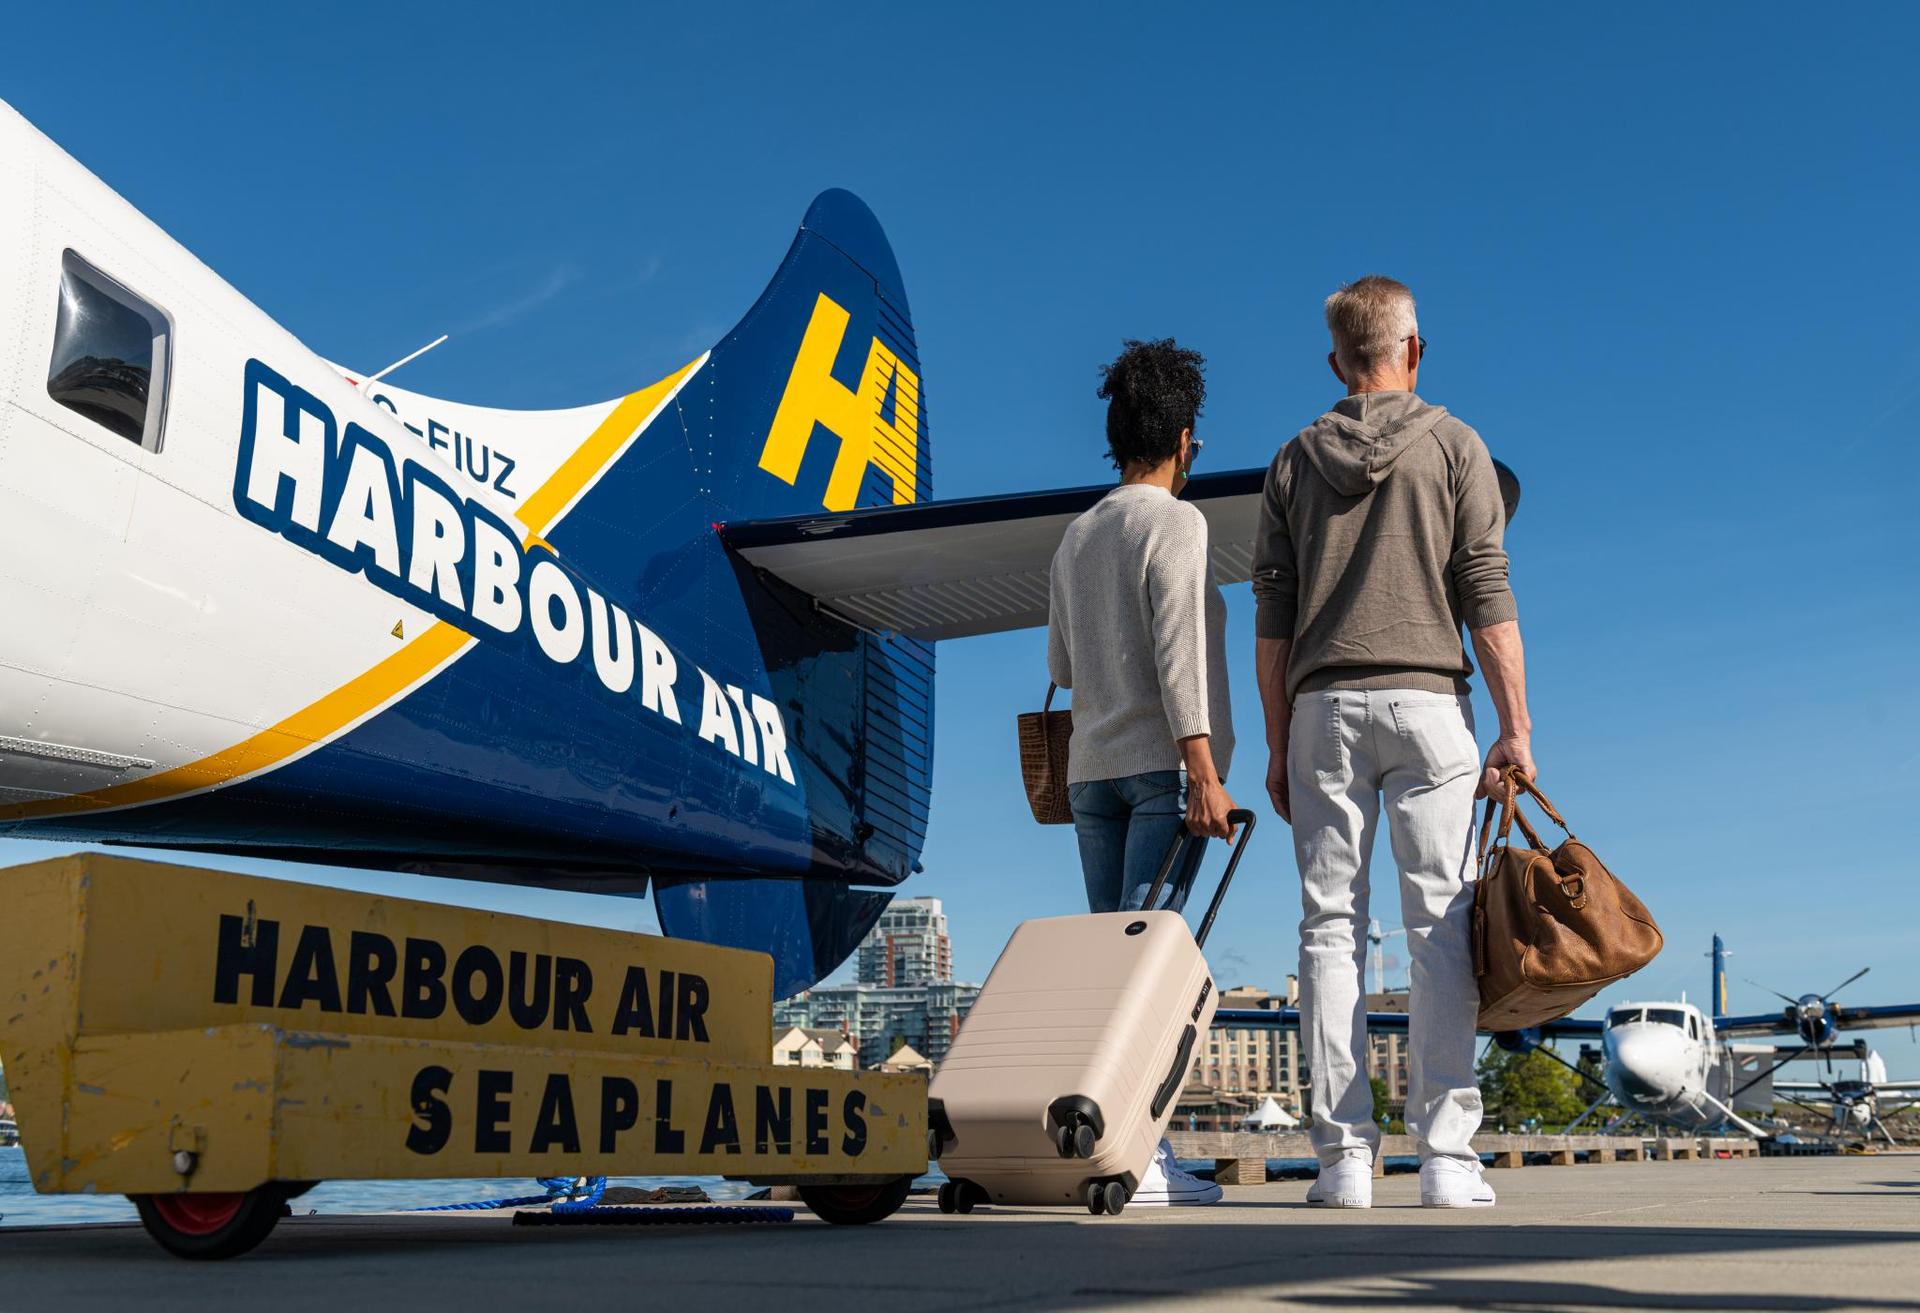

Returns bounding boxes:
[232,359,794,784]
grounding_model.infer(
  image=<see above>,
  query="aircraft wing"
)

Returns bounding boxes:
[726,458,1519,642]
[723,468,1265,640]
[1715,1004,1920,1037]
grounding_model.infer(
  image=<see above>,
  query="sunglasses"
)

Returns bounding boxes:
[1405,335,1429,356]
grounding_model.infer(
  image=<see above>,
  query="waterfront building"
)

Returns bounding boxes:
[1197,980,1305,1104]
[771,1026,859,1071]
[856,897,953,986]
[1173,1084,1257,1132]
[776,895,981,1067]
[775,978,982,1069]
[1187,982,1409,1118]
[1364,990,1411,1106]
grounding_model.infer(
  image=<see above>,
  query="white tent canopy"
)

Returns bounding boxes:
[1242,1096,1299,1130]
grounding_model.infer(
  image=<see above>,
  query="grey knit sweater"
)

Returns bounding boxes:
[1047,483,1234,785]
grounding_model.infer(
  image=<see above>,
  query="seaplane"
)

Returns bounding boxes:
[1215,934,1920,1141]
[1548,937,1920,1139]
[1774,1050,1920,1147]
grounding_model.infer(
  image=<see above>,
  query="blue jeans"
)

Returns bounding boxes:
[1068,770,1209,914]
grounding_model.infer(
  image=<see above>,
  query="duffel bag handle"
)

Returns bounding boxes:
[1503,766,1572,832]
[1141,807,1257,949]
[1478,767,1572,863]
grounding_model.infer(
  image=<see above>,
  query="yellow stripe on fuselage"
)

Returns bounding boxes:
[0,356,703,823]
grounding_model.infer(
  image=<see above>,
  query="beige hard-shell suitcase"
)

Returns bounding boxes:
[927,810,1254,1215]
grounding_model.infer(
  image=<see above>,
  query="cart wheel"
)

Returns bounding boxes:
[1086,1181,1107,1215]
[955,1187,976,1215]
[1055,1124,1075,1158]
[131,1185,291,1260]
[1073,1123,1097,1159]
[798,1176,914,1225]
[1101,1180,1128,1216]
[937,1180,959,1214]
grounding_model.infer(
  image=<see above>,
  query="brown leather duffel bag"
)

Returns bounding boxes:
[1472,769,1661,1030]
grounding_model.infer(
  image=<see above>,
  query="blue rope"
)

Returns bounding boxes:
[412,1175,609,1213]
[549,1176,608,1214]
[514,1205,793,1228]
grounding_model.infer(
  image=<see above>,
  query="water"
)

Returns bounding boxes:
[1,1145,1390,1227]
[0,1146,762,1228]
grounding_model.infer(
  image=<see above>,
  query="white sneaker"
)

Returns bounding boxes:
[1306,1156,1373,1208]
[1129,1138,1222,1206]
[1420,1157,1495,1208]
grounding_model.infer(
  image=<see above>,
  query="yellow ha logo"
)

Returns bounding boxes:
[759,293,920,512]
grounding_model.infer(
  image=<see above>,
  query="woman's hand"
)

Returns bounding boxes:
[1186,773,1237,839]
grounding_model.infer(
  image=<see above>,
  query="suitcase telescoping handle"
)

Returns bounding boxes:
[1139,808,1257,949]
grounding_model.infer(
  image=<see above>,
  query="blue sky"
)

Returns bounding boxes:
[2,5,1917,1071]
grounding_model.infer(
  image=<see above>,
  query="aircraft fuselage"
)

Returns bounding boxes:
[0,97,934,974]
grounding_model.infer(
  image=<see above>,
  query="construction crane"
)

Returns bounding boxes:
[1367,919,1407,995]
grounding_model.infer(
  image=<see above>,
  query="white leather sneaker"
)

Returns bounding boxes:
[1420,1156,1496,1207]
[1305,1156,1373,1208]
[1129,1138,1223,1206]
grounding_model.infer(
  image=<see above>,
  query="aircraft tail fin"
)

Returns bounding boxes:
[656,191,936,993]
[702,188,930,522]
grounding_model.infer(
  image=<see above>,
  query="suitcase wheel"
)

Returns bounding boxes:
[937,1180,977,1215]
[1086,1180,1129,1216]
[1053,1119,1100,1160]
[1047,1097,1105,1159]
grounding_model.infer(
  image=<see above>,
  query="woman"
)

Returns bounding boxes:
[1045,338,1237,1209]
[1048,338,1237,917]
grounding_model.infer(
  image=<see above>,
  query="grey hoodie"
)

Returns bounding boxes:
[1252,391,1516,701]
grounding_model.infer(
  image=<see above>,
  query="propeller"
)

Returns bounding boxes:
[1744,978,1801,1007]
[1745,965,1872,1067]
[1824,967,1870,1000]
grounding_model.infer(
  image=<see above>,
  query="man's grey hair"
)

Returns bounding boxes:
[1324,275,1418,379]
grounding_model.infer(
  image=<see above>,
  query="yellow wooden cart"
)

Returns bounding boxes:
[0,853,927,1258]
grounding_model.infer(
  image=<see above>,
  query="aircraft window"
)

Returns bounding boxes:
[46,250,172,452]
[1646,1008,1687,1029]
[1607,1009,1643,1028]
[1687,1014,1700,1039]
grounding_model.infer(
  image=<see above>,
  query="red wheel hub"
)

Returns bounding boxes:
[147,1192,247,1236]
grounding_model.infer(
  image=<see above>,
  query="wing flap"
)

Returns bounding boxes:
[723,469,1265,640]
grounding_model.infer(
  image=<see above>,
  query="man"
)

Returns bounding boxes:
[1253,276,1534,1209]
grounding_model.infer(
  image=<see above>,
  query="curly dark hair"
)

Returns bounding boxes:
[1097,338,1207,472]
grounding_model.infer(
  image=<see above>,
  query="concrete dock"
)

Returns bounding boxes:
[3,1154,1917,1311]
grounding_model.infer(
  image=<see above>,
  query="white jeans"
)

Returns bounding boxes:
[1289,688,1484,1167]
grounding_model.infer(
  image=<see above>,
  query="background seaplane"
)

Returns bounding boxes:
[1774,1050,1920,1146]
[1550,937,1920,1139]
[1216,933,1920,1140]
